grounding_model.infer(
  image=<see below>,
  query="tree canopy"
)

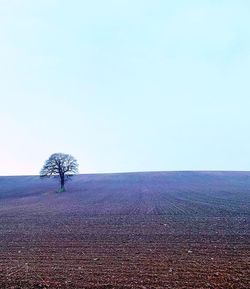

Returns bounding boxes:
[40,153,78,191]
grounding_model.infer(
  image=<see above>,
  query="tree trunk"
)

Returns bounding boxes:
[60,174,65,191]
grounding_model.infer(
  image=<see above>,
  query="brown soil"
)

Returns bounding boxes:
[0,172,249,288]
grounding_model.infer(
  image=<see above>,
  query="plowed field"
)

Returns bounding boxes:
[0,172,249,288]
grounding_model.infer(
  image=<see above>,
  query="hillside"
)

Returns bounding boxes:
[0,171,250,216]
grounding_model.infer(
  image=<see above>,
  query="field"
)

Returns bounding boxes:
[0,171,249,289]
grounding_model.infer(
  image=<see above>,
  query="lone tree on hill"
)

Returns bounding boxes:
[40,153,79,192]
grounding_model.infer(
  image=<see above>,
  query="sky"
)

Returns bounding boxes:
[0,0,250,175]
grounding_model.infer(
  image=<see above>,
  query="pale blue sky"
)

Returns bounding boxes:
[1,0,250,175]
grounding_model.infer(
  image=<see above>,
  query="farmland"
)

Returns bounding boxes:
[0,171,249,288]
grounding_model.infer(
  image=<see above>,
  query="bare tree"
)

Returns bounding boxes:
[40,153,79,191]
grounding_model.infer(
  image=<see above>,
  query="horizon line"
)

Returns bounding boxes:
[1,169,250,178]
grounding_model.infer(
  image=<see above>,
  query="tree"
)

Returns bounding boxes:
[40,153,79,192]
